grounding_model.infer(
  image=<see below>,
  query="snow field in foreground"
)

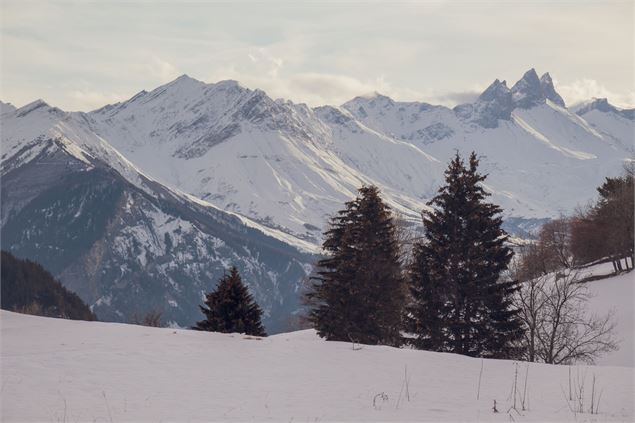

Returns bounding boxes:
[1,307,632,421]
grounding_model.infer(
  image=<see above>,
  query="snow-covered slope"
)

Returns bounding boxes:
[573,98,635,154]
[2,299,633,421]
[0,100,16,115]
[584,266,635,367]
[85,76,445,244]
[0,99,153,190]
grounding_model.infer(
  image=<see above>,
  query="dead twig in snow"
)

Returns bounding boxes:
[102,391,113,423]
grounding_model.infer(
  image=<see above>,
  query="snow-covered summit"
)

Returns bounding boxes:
[510,68,565,109]
[574,97,635,120]
[510,68,541,108]
[0,100,17,115]
[454,79,513,128]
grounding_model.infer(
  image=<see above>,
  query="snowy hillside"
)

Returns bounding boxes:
[587,269,635,367]
[2,266,633,422]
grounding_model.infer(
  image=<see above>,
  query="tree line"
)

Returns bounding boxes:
[516,165,633,279]
[1,250,95,321]
[506,166,632,364]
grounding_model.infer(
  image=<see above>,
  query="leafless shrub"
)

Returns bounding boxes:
[15,301,44,317]
[561,368,604,415]
[130,309,164,327]
[512,271,618,364]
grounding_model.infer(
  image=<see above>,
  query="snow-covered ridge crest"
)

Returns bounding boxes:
[3,68,633,249]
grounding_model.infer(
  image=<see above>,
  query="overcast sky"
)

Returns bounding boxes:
[1,0,633,111]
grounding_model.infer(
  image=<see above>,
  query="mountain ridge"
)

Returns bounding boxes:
[2,68,632,330]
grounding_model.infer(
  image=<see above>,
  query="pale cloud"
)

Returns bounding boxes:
[555,79,635,109]
[431,90,482,107]
[68,90,127,111]
[144,57,182,83]
[1,1,632,111]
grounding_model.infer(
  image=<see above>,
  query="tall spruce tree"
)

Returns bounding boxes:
[194,267,266,336]
[406,152,524,358]
[307,185,405,346]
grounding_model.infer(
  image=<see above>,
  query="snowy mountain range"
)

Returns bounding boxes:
[1,68,632,330]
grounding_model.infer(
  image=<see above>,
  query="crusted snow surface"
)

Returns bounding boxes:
[2,266,633,422]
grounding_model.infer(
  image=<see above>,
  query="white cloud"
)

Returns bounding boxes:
[1,1,632,111]
[68,90,127,111]
[143,57,182,83]
[555,79,635,109]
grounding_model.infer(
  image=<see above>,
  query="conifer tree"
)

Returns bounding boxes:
[194,267,266,336]
[307,185,405,346]
[406,152,524,358]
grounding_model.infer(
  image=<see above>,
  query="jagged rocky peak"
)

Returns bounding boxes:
[454,79,513,128]
[478,79,510,102]
[510,68,566,109]
[539,72,565,107]
[511,68,545,108]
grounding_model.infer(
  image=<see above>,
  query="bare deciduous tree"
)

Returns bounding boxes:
[538,217,573,270]
[512,271,618,364]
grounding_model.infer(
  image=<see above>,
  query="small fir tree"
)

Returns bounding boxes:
[406,152,524,358]
[194,267,266,336]
[306,185,405,346]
